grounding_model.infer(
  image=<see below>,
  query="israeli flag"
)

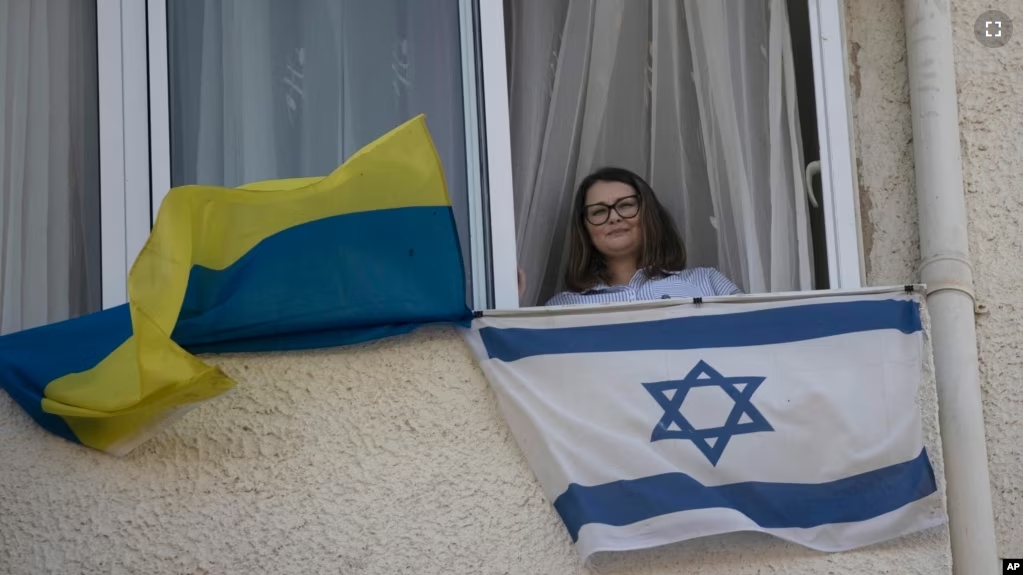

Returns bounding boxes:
[464,291,946,560]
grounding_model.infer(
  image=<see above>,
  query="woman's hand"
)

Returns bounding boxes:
[517,267,527,301]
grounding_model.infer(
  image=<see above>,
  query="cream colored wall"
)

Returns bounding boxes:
[846,0,1023,560]
[2,1,1020,574]
[0,324,951,575]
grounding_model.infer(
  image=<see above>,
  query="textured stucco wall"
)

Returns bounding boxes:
[1,324,950,575]
[846,0,1023,561]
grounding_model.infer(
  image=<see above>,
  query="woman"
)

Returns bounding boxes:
[517,167,742,306]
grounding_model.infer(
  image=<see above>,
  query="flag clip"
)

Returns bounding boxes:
[904,285,914,294]
[693,297,704,304]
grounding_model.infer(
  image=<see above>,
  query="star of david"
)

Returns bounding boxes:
[642,360,773,466]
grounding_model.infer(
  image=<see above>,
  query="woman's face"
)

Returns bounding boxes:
[583,180,643,261]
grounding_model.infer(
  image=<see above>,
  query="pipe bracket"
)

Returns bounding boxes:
[919,253,977,302]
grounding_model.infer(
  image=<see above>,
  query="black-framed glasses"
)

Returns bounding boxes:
[584,195,641,226]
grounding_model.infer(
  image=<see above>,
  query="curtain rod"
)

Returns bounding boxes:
[474,284,925,318]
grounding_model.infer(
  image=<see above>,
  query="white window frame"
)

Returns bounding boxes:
[477,0,518,310]
[97,0,863,312]
[96,0,152,309]
[807,0,864,289]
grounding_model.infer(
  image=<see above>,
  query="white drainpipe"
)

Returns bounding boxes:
[903,0,998,572]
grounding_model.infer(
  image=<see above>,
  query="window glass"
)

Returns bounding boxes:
[0,0,101,333]
[505,0,819,305]
[167,0,471,296]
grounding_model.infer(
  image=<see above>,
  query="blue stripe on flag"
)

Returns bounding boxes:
[171,206,471,353]
[553,448,937,541]
[479,299,921,362]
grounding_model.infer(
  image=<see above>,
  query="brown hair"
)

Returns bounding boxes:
[564,167,687,292]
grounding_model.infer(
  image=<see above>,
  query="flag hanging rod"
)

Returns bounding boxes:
[474,284,925,318]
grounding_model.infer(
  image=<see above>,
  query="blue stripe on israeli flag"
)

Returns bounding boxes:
[479,299,922,362]
[554,448,936,542]
[464,293,945,560]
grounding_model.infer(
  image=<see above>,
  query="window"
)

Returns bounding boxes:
[0,0,102,334]
[492,0,863,307]
[98,0,490,308]
[97,0,861,313]
[160,0,478,304]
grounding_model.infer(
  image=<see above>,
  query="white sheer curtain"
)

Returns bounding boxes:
[167,0,471,291]
[508,0,813,306]
[0,0,101,334]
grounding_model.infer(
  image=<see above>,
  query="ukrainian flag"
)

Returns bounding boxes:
[0,116,471,455]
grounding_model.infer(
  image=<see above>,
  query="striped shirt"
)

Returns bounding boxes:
[545,267,742,307]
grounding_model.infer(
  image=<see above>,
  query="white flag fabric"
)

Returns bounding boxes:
[463,292,945,560]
